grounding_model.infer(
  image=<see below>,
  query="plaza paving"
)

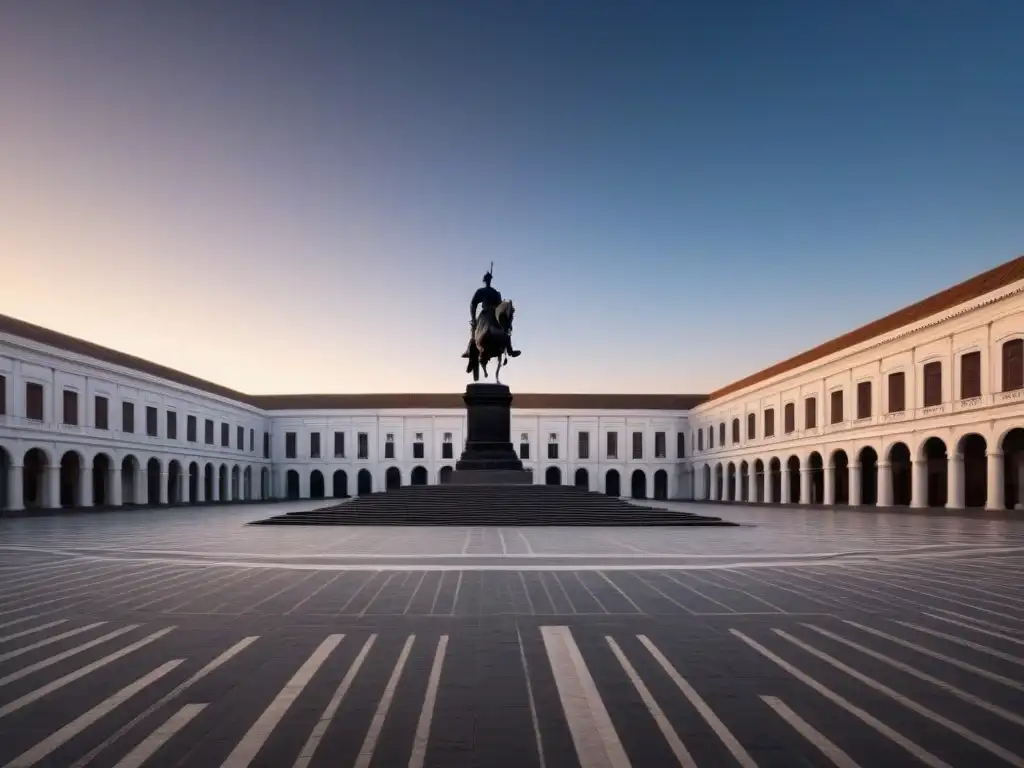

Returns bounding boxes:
[0,502,1022,767]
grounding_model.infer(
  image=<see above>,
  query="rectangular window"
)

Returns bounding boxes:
[731,420,740,444]
[708,426,714,449]
[578,431,590,460]
[310,432,321,459]
[632,431,643,459]
[655,431,666,458]
[237,425,244,450]
[784,403,795,434]
[888,372,906,413]
[187,414,197,442]
[285,432,297,459]
[249,428,255,452]
[26,382,44,421]
[95,396,109,430]
[63,390,78,426]
[923,361,942,407]
[747,413,755,440]
[146,406,158,437]
[0,375,5,415]
[804,397,817,429]
[697,430,704,451]
[413,440,425,459]
[263,431,270,458]
[357,432,369,460]
[384,434,395,460]
[167,411,177,440]
[857,381,872,419]
[442,433,454,460]
[829,390,843,424]
[548,435,559,460]
[122,401,135,433]
[1003,339,1024,391]
[606,432,618,459]
[220,422,229,447]
[204,419,214,444]
[959,351,981,399]
[334,431,345,458]
[763,408,774,437]
[719,423,725,445]
[519,434,530,460]
[676,432,685,458]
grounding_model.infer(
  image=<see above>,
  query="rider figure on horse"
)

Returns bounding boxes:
[462,270,521,373]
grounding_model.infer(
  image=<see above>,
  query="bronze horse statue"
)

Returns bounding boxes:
[468,299,515,383]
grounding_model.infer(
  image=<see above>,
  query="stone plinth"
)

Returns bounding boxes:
[451,383,531,484]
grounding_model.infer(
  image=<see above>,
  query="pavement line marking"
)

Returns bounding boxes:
[221,634,343,768]
[0,620,67,644]
[803,624,1024,727]
[161,568,265,613]
[730,630,951,768]
[923,613,1024,647]
[637,634,757,768]
[354,634,415,768]
[0,622,107,662]
[0,612,69,632]
[658,571,735,612]
[69,636,259,768]
[408,635,448,768]
[893,621,1024,667]
[541,625,631,768]
[111,702,207,768]
[597,572,645,614]
[402,572,429,615]
[3,659,183,768]
[773,628,1024,767]
[517,627,547,768]
[841,620,1024,692]
[234,571,321,614]
[292,634,376,768]
[0,627,175,718]
[0,624,141,690]
[760,695,861,768]
[927,608,1024,637]
[0,563,178,606]
[284,572,341,614]
[606,636,698,768]
[449,572,463,615]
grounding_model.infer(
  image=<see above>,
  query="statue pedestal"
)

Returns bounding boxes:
[451,383,533,485]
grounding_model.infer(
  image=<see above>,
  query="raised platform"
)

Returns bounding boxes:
[249,485,735,526]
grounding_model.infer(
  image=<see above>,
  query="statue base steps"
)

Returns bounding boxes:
[449,469,533,485]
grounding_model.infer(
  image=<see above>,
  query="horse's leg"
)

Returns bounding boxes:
[495,355,503,384]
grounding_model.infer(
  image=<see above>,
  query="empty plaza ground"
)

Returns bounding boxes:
[0,502,1023,767]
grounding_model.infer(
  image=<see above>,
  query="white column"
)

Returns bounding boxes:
[709,471,718,501]
[800,468,810,504]
[180,471,189,504]
[781,468,790,503]
[211,474,220,502]
[947,455,964,509]
[877,461,892,506]
[46,466,61,509]
[7,464,24,511]
[110,467,122,506]
[748,464,757,502]
[136,467,147,504]
[986,451,1004,511]
[80,466,93,508]
[911,459,928,508]
[764,467,774,504]
[195,471,205,503]
[849,463,862,506]
[824,465,835,505]
[159,472,169,505]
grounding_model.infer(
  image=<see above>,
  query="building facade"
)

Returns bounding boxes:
[1,256,1022,513]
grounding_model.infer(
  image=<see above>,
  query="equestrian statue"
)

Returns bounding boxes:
[461,265,520,383]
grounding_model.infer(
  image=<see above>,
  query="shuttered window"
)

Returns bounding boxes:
[784,403,795,433]
[829,390,843,424]
[1003,340,1023,391]
[888,372,905,413]
[923,361,942,407]
[763,408,775,437]
[959,352,981,399]
[731,419,740,444]
[804,397,817,429]
[856,381,871,419]
[747,413,756,440]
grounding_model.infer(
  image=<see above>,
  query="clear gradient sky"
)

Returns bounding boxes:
[1,1,1022,395]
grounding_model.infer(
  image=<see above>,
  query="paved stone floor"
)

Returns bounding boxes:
[0,502,1022,767]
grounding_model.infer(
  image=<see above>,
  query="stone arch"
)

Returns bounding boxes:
[22,447,50,508]
[310,469,325,499]
[888,442,912,506]
[1001,427,1024,509]
[753,459,765,502]
[605,468,621,496]
[768,457,781,502]
[332,469,348,497]
[218,464,229,501]
[631,469,647,499]
[121,454,140,505]
[574,467,589,489]
[921,437,948,507]
[714,463,723,501]
[231,465,240,500]
[204,463,215,502]
[957,433,987,508]
[726,462,736,501]
[739,460,749,501]
[830,449,850,505]
[188,462,200,503]
[786,456,800,503]
[545,466,561,485]
[243,466,252,500]
[92,452,113,506]
[700,464,711,500]
[807,452,824,504]
[653,469,668,500]
[58,450,84,507]
[167,460,182,504]
[385,466,401,490]
[286,469,301,499]
[260,467,270,500]
[411,466,428,485]
[357,468,373,495]
[439,466,453,485]
[857,446,878,505]
[146,457,161,505]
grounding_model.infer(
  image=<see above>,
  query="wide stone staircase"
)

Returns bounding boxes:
[249,485,735,527]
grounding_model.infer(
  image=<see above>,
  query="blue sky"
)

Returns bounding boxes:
[0,1,1021,394]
